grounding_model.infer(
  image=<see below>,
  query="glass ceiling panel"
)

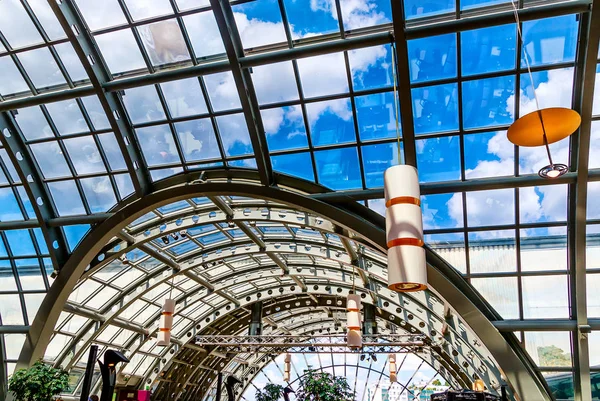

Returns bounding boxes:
[17,48,66,90]
[95,29,148,75]
[283,0,339,39]
[0,0,43,49]
[232,1,287,49]
[0,57,30,98]
[182,11,226,58]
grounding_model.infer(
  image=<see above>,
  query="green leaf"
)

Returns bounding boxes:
[8,361,69,401]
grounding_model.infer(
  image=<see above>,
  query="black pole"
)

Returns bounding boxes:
[215,373,223,401]
[225,376,241,401]
[98,349,129,401]
[501,385,508,401]
[79,345,99,401]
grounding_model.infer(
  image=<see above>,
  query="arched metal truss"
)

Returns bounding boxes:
[13,172,552,400]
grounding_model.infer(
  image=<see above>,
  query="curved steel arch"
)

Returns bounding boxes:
[20,173,551,400]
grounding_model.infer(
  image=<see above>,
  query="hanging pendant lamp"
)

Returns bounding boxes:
[389,354,397,383]
[283,353,291,382]
[473,379,485,392]
[157,298,175,346]
[506,0,580,179]
[384,165,427,292]
[346,293,362,349]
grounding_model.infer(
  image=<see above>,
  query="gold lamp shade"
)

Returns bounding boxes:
[507,107,581,147]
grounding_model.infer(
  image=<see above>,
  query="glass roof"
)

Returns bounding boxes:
[1,0,600,400]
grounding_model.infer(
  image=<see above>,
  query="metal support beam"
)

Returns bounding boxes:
[362,303,377,335]
[248,302,263,336]
[0,112,69,269]
[209,0,274,186]
[63,302,149,336]
[47,0,152,197]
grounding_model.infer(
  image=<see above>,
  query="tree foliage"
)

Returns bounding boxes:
[295,370,355,401]
[8,361,69,401]
[538,345,571,367]
[256,383,284,401]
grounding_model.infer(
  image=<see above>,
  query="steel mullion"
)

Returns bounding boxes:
[154,83,188,172]
[334,0,345,38]
[168,0,198,66]
[115,0,156,74]
[0,231,31,327]
[0,37,71,57]
[0,33,38,96]
[197,76,228,164]
[0,147,31,221]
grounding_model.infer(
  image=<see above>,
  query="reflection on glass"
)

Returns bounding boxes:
[422,193,463,230]
[408,33,456,83]
[30,142,72,179]
[425,232,466,273]
[361,143,398,188]
[272,152,314,182]
[403,0,454,20]
[63,136,106,174]
[314,147,361,190]
[204,72,241,111]
[305,99,355,146]
[520,227,567,272]
[472,277,519,319]
[174,119,221,162]
[466,188,515,227]
[46,99,88,136]
[80,177,117,213]
[412,83,458,135]
[18,48,65,89]
[522,275,569,318]
[297,53,348,98]
[469,230,516,273]
[349,45,391,91]
[356,92,396,141]
[464,131,513,179]
[123,85,166,124]
[524,332,572,367]
[284,0,339,39]
[95,29,147,75]
[461,24,515,76]
[183,11,225,58]
[215,113,253,157]
[252,62,298,105]
[262,106,307,151]
[233,1,287,48]
[522,15,578,67]
[47,180,86,216]
[462,76,514,130]
[0,56,30,97]
[416,136,461,182]
[161,78,208,118]
[138,20,190,67]
[135,125,181,167]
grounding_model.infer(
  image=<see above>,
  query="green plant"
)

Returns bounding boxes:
[256,383,284,401]
[8,361,69,401]
[295,369,355,401]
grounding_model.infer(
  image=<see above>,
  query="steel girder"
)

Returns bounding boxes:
[46,0,152,196]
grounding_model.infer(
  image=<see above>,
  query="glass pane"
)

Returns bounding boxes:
[98,133,127,171]
[124,0,173,20]
[283,0,339,40]
[426,232,466,273]
[252,62,298,105]
[138,20,190,67]
[349,45,392,91]
[463,131,514,179]
[362,142,399,188]
[471,277,519,319]
[356,92,397,141]
[123,85,166,124]
[408,34,456,83]
[262,106,307,152]
[521,229,567,272]
[54,43,88,82]
[30,142,72,179]
[465,188,515,227]
[0,57,30,97]
[48,180,86,216]
[297,53,348,98]
[525,332,572,367]
[161,78,208,118]
[422,193,463,230]
[521,15,578,68]
[520,185,567,224]
[115,173,135,199]
[0,295,24,325]
[0,0,43,48]
[306,99,355,146]
[0,188,24,221]
[412,83,458,135]
[233,1,287,49]
[24,294,45,323]
[416,136,461,182]
[403,0,454,20]
[81,96,111,130]
[469,230,516,273]
[16,259,44,291]
[80,177,117,212]
[271,152,314,182]
[314,147,361,190]
[461,0,509,10]
[5,230,36,256]
[522,275,569,319]
[27,0,64,40]
[462,76,514,130]
[174,119,221,162]
[135,125,181,167]
[95,29,147,75]
[74,0,127,31]
[461,24,516,76]
[18,48,66,89]
[183,11,225,59]
[216,114,253,157]
[204,72,241,111]
[46,100,88,136]
[339,0,391,31]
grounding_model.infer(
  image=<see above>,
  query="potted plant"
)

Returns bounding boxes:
[8,361,69,401]
[295,369,355,401]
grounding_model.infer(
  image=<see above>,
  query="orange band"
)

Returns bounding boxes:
[387,238,424,248]
[162,312,173,316]
[386,196,420,208]
[159,328,170,332]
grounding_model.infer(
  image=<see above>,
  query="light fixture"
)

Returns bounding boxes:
[473,379,485,392]
[384,44,427,293]
[157,298,175,346]
[389,354,397,383]
[161,236,170,245]
[506,1,580,179]
[283,353,291,382]
[347,293,362,349]
[384,165,427,292]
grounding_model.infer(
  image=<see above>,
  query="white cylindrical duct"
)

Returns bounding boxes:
[347,294,361,311]
[347,329,362,348]
[157,298,175,346]
[347,310,361,330]
[384,165,427,292]
[283,371,290,382]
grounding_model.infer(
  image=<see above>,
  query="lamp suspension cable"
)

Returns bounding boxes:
[391,43,403,166]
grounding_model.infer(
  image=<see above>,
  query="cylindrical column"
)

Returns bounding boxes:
[389,353,397,382]
[157,298,175,346]
[346,294,362,349]
[384,165,427,292]
[79,344,99,401]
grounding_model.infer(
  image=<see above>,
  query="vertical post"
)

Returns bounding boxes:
[80,345,99,401]
[362,304,377,335]
[215,372,223,401]
[249,302,263,336]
